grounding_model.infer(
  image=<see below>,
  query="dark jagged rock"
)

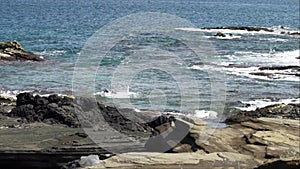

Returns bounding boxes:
[288,32,300,36]
[97,103,152,137]
[249,72,274,78]
[225,104,300,124]
[0,41,45,61]
[16,92,34,106]
[203,26,274,32]
[259,65,300,71]
[280,31,300,36]
[10,93,80,127]
[214,32,226,37]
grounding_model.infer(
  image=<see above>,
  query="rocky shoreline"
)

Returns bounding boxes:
[0,93,299,169]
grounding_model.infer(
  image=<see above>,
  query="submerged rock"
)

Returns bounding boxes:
[214,32,226,37]
[0,41,45,61]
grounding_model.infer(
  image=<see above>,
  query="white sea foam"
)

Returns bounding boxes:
[234,50,300,66]
[0,89,70,101]
[188,49,299,81]
[223,50,300,81]
[176,26,300,36]
[236,98,300,111]
[94,87,139,99]
[225,66,299,82]
[191,110,218,119]
[0,89,33,101]
[214,35,242,40]
[176,27,277,35]
[38,50,67,56]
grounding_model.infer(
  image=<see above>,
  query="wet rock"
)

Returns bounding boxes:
[288,32,300,36]
[214,32,226,37]
[225,104,300,124]
[249,72,274,78]
[0,41,45,61]
[259,65,300,71]
[203,26,274,32]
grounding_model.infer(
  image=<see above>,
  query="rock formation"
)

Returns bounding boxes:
[9,93,79,127]
[81,103,300,169]
[0,41,45,61]
[203,26,274,32]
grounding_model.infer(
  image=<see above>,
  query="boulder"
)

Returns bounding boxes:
[10,93,80,127]
[0,41,45,61]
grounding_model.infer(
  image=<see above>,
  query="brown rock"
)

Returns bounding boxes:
[0,41,45,61]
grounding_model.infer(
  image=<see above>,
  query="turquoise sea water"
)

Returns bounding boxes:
[0,0,299,113]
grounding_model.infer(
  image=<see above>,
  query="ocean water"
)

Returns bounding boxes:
[0,0,299,115]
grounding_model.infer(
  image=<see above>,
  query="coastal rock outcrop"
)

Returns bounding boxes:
[9,93,80,127]
[6,93,155,133]
[0,41,45,61]
[203,26,274,32]
[225,103,300,124]
[82,103,299,169]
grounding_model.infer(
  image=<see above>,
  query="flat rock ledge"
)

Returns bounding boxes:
[84,152,261,169]
[0,41,45,61]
